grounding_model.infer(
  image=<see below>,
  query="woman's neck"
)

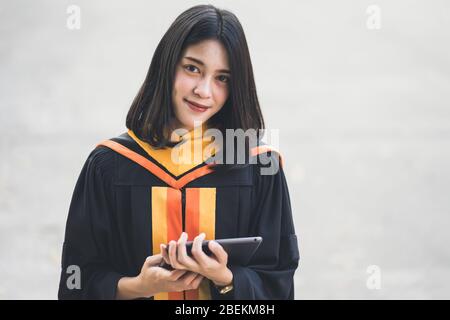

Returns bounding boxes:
[165,118,208,143]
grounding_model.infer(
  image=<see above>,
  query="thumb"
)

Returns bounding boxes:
[145,254,163,267]
[208,241,228,265]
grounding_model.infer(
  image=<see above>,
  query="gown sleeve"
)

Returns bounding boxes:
[58,147,123,300]
[210,155,300,300]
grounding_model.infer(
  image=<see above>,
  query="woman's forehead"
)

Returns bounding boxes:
[182,40,230,72]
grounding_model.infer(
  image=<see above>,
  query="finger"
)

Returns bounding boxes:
[184,272,200,285]
[191,233,209,266]
[160,244,171,265]
[155,266,174,278]
[169,239,186,270]
[168,240,178,266]
[168,269,187,281]
[189,274,205,290]
[177,232,197,270]
[145,254,163,266]
[177,271,198,289]
[208,240,228,265]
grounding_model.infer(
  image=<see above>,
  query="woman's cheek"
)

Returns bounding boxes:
[175,77,189,94]
[175,69,195,91]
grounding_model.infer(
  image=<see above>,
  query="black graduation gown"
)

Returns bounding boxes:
[57,132,300,300]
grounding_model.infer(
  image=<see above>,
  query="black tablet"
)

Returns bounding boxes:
[160,236,263,268]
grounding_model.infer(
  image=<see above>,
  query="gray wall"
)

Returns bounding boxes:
[1,0,449,299]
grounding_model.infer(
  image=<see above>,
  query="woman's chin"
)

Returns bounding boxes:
[180,117,209,129]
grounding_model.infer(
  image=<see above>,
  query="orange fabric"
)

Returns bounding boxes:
[197,188,216,242]
[251,145,284,168]
[152,187,185,300]
[97,136,281,300]
[166,187,184,300]
[97,139,217,190]
[184,187,216,300]
[184,188,200,300]
[96,139,283,190]
[151,186,169,300]
[150,187,218,300]
[166,188,182,243]
[128,125,218,177]
[175,165,215,190]
[196,187,216,300]
[150,186,217,300]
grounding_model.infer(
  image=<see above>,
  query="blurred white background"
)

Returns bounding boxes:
[1,0,450,299]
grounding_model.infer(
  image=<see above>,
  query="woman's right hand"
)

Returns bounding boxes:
[136,253,204,298]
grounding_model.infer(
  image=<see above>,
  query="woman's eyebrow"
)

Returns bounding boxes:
[184,56,230,74]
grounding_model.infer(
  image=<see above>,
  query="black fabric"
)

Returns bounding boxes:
[111,132,214,180]
[58,133,300,300]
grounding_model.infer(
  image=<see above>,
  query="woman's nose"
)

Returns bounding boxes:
[193,77,212,98]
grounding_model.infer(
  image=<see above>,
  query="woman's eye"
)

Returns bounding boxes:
[184,65,199,73]
[218,75,229,83]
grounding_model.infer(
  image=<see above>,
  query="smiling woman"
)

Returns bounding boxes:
[125,4,265,155]
[58,4,300,301]
[172,39,230,129]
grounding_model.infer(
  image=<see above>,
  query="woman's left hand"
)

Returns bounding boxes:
[160,232,233,287]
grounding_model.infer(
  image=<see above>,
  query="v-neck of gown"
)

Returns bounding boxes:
[127,124,219,177]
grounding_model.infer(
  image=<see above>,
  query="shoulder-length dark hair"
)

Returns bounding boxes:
[126,4,265,170]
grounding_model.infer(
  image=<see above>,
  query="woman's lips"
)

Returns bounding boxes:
[185,99,210,113]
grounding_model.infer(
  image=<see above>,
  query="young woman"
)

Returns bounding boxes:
[58,4,299,300]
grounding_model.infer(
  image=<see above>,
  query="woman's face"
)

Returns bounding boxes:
[171,39,230,131]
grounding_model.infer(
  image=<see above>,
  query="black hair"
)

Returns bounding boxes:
[126,4,264,171]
